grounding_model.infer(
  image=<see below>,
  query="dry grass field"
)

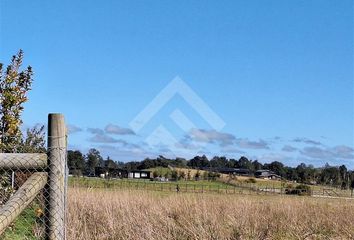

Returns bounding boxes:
[68,188,354,240]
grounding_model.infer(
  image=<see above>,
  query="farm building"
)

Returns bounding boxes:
[220,168,251,176]
[95,167,152,179]
[127,170,151,179]
[95,167,126,179]
[255,170,281,180]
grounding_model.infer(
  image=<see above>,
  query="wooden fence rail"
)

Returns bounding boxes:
[0,153,48,170]
[0,113,67,240]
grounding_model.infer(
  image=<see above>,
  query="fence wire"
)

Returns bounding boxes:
[0,147,67,240]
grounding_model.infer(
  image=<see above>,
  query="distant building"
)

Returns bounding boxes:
[255,170,281,180]
[95,167,152,179]
[127,170,151,179]
[218,168,251,176]
[95,167,125,179]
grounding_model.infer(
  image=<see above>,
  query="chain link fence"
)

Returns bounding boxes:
[0,114,67,240]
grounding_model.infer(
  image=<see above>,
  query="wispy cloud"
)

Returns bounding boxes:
[293,137,322,145]
[67,124,83,134]
[282,145,297,152]
[300,147,332,159]
[88,134,122,143]
[300,145,354,160]
[187,128,235,146]
[220,145,245,154]
[235,138,269,149]
[105,124,135,135]
[87,128,104,135]
[331,145,354,159]
[97,144,154,161]
[259,153,293,163]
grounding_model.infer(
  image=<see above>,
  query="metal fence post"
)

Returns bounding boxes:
[46,113,67,240]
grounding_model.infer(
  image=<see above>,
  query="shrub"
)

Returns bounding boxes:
[171,170,178,180]
[285,184,311,196]
[207,172,220,181]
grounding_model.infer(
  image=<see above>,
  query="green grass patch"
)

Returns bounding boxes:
[2,204,41,240]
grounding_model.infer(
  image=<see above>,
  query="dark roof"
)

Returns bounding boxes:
[128,170,151,173]
[95,166,125,171]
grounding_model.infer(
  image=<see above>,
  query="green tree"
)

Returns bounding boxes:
[68,150,85,176]
[86,148,103,175]
[237,156,253,169]
[20,124,46,153]
[104,156,118,169]
[268,161,286,177]
[171,170,178,180]
[252,160,263,171]
[0,50,33,153]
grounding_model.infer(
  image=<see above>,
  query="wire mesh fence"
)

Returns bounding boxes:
[0,114,67,240]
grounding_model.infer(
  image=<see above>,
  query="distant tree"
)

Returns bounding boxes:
[339,165,348,185]
[252,160,263,171]
[320,165,341,186]
[227,158,238,168]
[295,163,313,183]
[124,161,140,171]
[285,167,299,181]
[237,156,253,170]
[188,155,209,168]
[0,50,33,152]
[140,158,156,169]
[210,156,228,168]
[104,156,118,169]
[68,150,85,176]
[86,148,103,175]
[268,161,286,177]
[171,170,178,180]
[174,157,187,167]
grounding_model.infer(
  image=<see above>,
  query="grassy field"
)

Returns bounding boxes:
[68,176,353,197]
[3,176,352,239]
[68,177,239,194]
[3,185,354,239]
[67,188,354,240]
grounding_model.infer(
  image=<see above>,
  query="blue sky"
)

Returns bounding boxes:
[1,0,353,168]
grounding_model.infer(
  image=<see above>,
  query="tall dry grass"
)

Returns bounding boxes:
[68,188,354,240]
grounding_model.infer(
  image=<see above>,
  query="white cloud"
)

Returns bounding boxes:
[188,128,235,146]
[67,124,82,134]
[105,124,135,135]
[293,137,322,145]
[235,138,269,149]
[282,145,297,152]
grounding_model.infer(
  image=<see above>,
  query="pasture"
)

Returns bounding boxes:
[68,176,353,198]
[67,188,354,240]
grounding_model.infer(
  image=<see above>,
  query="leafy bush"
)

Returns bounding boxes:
[285,184,311,196]
[207,172,220,181]
[0,172,13,205]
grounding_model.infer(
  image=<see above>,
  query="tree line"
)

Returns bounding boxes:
[68,148,354,189]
